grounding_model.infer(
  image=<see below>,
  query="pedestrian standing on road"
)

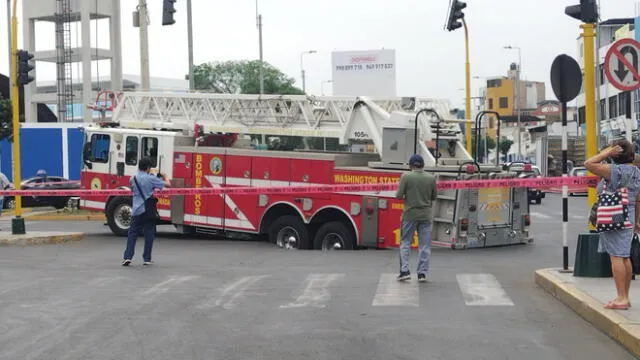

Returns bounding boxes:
[585,139,640,310]
[122,157,171,266]
[395,154,437,282]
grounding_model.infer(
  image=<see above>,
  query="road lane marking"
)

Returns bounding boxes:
[198,275,269,310]
[142,275,199,296]
[456,273,514,306]
[530,212,552,219]
[280,273,345,309]
[371,273,419,307]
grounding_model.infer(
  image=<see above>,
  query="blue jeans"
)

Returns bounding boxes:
[124,215,156,262]
[399,220,432,275]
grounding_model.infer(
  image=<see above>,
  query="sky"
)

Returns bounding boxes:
[0,0,636,109]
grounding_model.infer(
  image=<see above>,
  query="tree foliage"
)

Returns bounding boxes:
[499,137,514,159]
[471,135,496,163]
[190,60,304,95]
[0,97,12,142]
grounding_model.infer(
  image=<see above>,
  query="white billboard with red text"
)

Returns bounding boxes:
[331,49,396,97]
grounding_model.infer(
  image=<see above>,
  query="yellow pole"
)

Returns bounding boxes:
[463,18,472,155]
[582,23,596,230]
[10,0,24,234]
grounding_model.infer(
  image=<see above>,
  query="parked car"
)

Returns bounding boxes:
[3,175,81,210]
[504,163,545,204]
[568,166,588,196]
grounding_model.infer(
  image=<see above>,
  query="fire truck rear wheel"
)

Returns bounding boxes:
[313,221,354,251]
[268,215,311,250]
[106,197,132,237]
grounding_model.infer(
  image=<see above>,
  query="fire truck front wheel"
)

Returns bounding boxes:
[267,215,311,250]
[313,221,355,251]
[106,197,132,236]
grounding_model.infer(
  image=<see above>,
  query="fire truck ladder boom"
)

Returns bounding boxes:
[109,91,465,162]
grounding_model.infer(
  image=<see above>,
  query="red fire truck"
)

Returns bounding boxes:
[79,91,532,250]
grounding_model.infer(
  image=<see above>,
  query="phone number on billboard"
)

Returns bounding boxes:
[335,63,394,71]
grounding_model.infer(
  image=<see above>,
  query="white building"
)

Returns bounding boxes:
[22,0,123,124]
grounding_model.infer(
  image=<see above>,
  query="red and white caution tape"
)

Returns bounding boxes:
[0,176,598,197]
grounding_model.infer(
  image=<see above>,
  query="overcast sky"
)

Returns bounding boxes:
[0,0,635,108]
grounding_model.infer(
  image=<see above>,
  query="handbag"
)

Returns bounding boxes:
[631,233,640,275]
[594,170,636,233]
[133,175,160,222]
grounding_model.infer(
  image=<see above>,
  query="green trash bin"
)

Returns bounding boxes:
[573,233,612,277]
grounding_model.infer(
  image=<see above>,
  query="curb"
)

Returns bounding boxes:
[25,214,104,221]
[0,232,84,246]
[535,268,640,357]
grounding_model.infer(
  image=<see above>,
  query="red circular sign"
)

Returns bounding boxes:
[604,38,640,92]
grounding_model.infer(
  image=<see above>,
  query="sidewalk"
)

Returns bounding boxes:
[536,268,640,357]
[0,231,84,246]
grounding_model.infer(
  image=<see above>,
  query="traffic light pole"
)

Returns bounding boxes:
[10,0,24,234]
[463,18,472,155]
[582,23,597,227]
[139,0,150,90]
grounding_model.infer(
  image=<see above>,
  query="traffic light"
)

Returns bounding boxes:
[162,0,177,26]
[445,0,467,31]
[16,50,34,86]
[565,0,598,23]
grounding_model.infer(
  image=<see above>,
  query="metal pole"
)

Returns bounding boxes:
[187,0,194,91]
[139,0,150,90]
[583,23,597,231]
[462,18,472,155]
[300,52,306,93]
[257,11,264,95]
[595,21,601,147]
[517,48,522,160]
[561,101,569,270]
[6,0,10,74]
[10,0,24,234]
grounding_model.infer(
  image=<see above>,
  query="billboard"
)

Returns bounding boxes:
[331,49,396,97]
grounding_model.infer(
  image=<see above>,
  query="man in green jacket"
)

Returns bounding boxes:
[395,154,437,282]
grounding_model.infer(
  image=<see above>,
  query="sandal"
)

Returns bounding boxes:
[604,301,630,310]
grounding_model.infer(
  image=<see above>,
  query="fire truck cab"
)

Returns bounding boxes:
[79,92,533,251]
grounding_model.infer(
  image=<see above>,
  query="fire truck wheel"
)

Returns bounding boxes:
[313,221,354,251]
[268,215,311,250]
[106,197,132,236]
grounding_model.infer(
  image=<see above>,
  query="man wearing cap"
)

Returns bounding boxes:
[395,153,437,282]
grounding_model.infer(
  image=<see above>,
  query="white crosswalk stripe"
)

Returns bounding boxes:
[371,273,419,307]
[456,273,514,306]
[280,273,344,309]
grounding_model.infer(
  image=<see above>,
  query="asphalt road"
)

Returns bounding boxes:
[0,194,636,360]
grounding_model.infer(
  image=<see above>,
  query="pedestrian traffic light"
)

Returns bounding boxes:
[445,0,467,31]
[565,0,598,23]
[162,0,177,26]
[16,50,34,86]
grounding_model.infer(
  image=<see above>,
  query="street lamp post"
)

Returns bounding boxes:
[300,50,317,94]
[504,45,522,160]
[256,0,264,94]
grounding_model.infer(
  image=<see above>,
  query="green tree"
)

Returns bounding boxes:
[0,97,12,142]
[470,134,496,162]
[190,60,304,95]
[498,137,514,161]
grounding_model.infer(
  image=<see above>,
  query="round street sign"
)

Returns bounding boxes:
[604,38,640,91]
[550,54,582,103]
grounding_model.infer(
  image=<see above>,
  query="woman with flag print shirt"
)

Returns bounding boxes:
[585,139,640,310]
